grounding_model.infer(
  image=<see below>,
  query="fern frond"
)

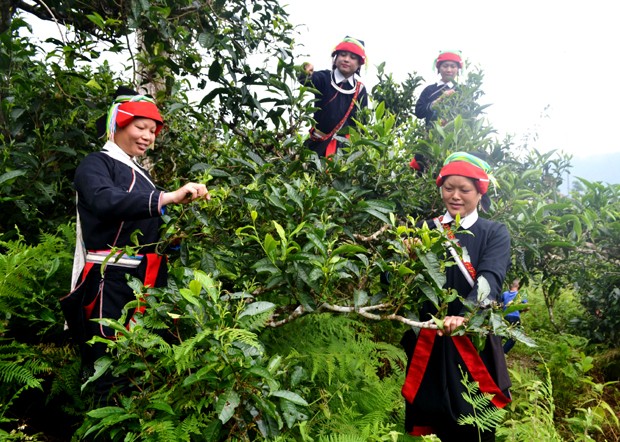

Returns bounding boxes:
[142,418,181,442]
[317,434,366,442]
[215,327,260,348]
[456,365,507,433]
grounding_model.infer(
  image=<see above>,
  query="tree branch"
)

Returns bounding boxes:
[266,302,438,329]
[353,224,389,242]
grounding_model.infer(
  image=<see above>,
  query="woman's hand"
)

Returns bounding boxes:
[162,183,210,206]
[437,315,466,336]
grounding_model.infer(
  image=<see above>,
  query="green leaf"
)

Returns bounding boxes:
[280,400,307,429]
[208,60,223,81]
[331,244,366,256]
[179,288,201,307]
[477,275,490,303]
[146,401,175,415]
[353,289,368,307]
[216,390,240,424]
[270,390,308,406]
[194,270,219,302]
[0,170,27,185]
[418,252,445,288]
[238,301,276,319]
[263,233,279,261]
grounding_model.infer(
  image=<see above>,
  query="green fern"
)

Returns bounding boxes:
[456,365,507,436]
[497,365,564,441]
[0,226,73,339]
[317,434,367,442]
[262,313,405,440]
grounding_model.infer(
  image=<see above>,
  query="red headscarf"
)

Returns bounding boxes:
[332,36,366,65]
[105,92,164,140]
[115,101,163,133]
[435,51,463,70]
[435,152,492,195]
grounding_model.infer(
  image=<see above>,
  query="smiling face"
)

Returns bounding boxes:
[113,118,158,157]
[335,51,361,77]
[438,61,460,82]
[441,175,482,218]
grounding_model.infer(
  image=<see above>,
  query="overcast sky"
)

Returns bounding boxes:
[284,0,620,161]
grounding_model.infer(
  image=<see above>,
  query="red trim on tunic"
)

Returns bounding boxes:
[452,336,511,408]
[409,426,435,436]
[310,81,361,145]
[81,262,96,319]
[401,329,511,409]
[134,253,164,315]
[401,328,436,403]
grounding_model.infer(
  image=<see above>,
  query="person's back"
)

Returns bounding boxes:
[502,279,527,353]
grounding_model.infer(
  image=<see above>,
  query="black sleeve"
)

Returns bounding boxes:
[466,223,511,304]
[414,85,437,120]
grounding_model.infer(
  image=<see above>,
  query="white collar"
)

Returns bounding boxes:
[101,141,156,188]
[436,80,454,88]
[334,69,357,87]
[441,210,478,229]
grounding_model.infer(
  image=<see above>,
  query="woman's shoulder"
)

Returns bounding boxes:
[75,151,127,179]
[77,151,111,171]
[474,216,507,230]
[420,82,441,94]
[472,217,510,242]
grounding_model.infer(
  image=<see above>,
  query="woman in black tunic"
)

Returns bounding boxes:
[401,152,511,441]
[61,87,209,399]
[298,36,368,157]
[415,50,463,126]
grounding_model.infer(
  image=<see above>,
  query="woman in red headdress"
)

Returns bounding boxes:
[298,36,369,158]
[415,50,463,126]
[401,152,512,441]
[61,87,209,400]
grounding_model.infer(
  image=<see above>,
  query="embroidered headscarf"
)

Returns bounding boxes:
[105,94,164,140]
[332,36,366,65]
[97,86,164,140]
[436,151,493,195]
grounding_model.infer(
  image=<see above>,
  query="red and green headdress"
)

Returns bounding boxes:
[436,152,493,195]
[104,88,164,140]
[332,36,366,65]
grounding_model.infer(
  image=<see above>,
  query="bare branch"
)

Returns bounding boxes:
[32,0,66,44]
[266,302,438,329]
[321,303,438,329]
[266,305,305,327]
[354,224,389,242]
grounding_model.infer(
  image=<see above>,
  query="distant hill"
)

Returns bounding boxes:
[567,152,620,186]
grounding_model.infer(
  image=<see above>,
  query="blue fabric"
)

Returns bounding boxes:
[502,290,526,320]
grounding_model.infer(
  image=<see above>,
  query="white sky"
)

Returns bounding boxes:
[284,0,620,159]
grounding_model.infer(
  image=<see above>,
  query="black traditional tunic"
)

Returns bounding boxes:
[299,69,368,157]
[414,81,456,126]
[61,142,168,373]
[401,214,512,441]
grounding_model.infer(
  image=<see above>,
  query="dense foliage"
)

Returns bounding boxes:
[1,1,618,440]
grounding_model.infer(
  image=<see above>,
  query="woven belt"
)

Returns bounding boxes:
[86,250,143,268]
